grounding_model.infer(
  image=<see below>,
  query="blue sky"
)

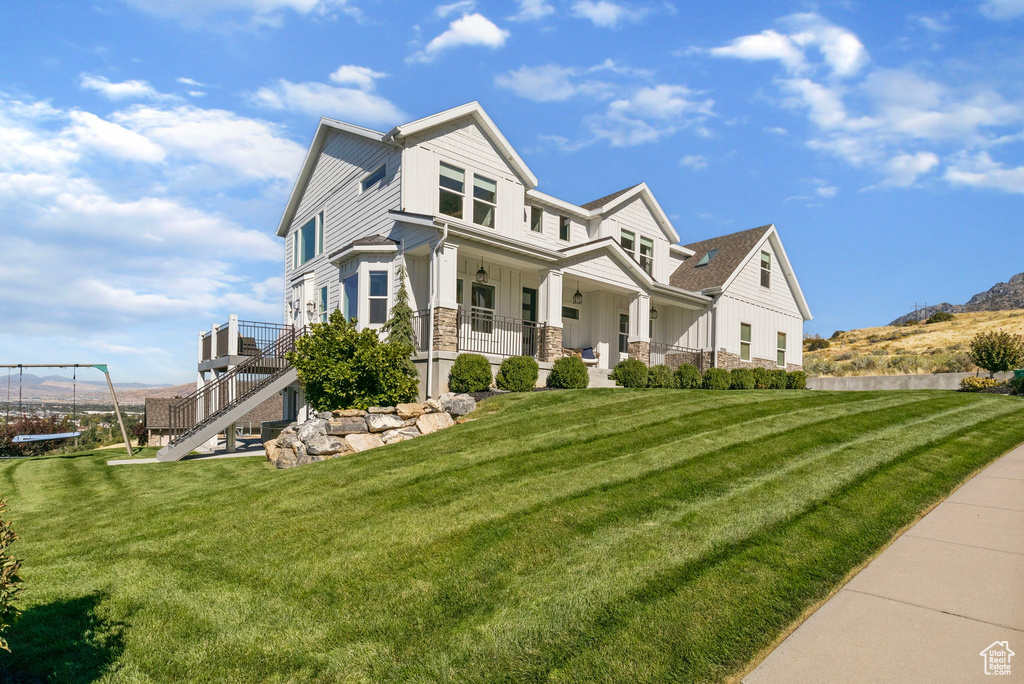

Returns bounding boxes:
[1,0,1023,383]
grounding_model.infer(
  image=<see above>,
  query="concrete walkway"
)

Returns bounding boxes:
[746,444,1024,683]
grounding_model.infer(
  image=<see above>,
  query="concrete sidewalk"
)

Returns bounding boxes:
[745,445,1024,683]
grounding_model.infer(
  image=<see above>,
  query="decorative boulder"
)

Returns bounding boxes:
[367,406,396,414]
[440,393,476,417]
[345,432,385,452]
[332,408,366,418]
[366,413,405,433]
[270,446,297,469]
[396,402,426,420]
[381,427,421,444]
[424,398,442,413]
[416,412,455,435]
[297,418,328,442]
[327,417,368,436]
[316,411,334,420]
[305,434,349,456]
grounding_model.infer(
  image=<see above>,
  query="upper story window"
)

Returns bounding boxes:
[368,270,388,324]
[473,174,497,228]
[317,286,328,324]
[559,216,571,241]
[293,211,323,269]
[620,229,635,258]
[695,249,718,267]
[760,251,771,288]
[439,162,465,220]
[361,164,386,192]
[639,237,654,276]
[530,206,543,233]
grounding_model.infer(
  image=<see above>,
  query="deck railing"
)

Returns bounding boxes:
[650,341,705,370]
[412,309,431,352]
[199,318,292,361]
[457,309,540,358]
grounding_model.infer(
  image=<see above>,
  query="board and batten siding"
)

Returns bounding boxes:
[284,129,402,316]
[600,196,670,282]
[563,252,643,292]
[716,238,804,366]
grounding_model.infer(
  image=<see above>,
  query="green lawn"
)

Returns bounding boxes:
[2,389,1024,683]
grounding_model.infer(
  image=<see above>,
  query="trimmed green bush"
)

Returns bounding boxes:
[674,363,702,389]
[730,368,755,390]
[611,359,648,388]
[495,356,539,392]
[768,369,788,389]
[959,376,1001,392]
[647,364,675,388]
[702,367,731,390]
[547,356,590,389]
[786,370,808,389]
[926,311,954,324]
[752,367,771,389]
[449,353,493,393]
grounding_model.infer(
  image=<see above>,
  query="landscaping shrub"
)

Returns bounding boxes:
[288,310,419,411]
[0,499,21,652]
[702,367,731,390]
[646,364,674,388]
[804,357,839,377]
[959,376,1002,392]
[768,369,789,389]
[752,367,771,389]
[494,356,539,392]
[130,418,149,447]
[547,356,590,389]
[1010,375,1024,395]
[729,368,755,389]
[804,336,830,351]
[969,330,1024,377]
[449,353,493,393]
[674,363,702,389]
[890,355,920,374]
[611,359,648,388]
[786,370,808,389]
[926,311,954,324]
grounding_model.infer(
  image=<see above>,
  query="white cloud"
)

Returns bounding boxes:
[815,185,838,198]
[65,111,166,163]
[249,65,405,126]
[589,85,714,146]
[709,30,806,72]
[944,151,1024,193]
[979,0,1024,19]
[117,0,362,26]
[495,65,581,102]
[571,1,645,27]
[880,152,939,187]
[679,154,707,170]
[409,13,509,63]
[435,0,475,17]
[79,74,178,101]
[510,0,554,20]
[328,64,387,89]
[176,76,206,87]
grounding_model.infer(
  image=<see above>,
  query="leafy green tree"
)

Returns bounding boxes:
[0,499,21,652]
[287,310,419,410]
[969,330,1024,377]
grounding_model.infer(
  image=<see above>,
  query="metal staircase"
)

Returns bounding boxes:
[157,326,306,462]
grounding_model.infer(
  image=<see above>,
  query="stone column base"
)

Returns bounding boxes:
[433,307,458,352]
[628,340,651,365]
[539,326,563,362]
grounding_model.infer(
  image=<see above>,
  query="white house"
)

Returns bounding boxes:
[276,101,811,403]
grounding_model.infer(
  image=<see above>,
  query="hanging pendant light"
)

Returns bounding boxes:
[475,257,488,284]
[649,306,659,320]
[572,280,583,305]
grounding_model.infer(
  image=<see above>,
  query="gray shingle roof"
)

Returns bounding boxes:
[579,184,641,211]
[669,224,773,292]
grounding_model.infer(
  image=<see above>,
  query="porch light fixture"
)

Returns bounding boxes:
[572,281,583,305]
[649,306,659,320]
[475,258,488,284]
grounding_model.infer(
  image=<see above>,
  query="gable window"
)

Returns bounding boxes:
[740,323,752,361]
[368,271,388,325]
[473,174,497,228]
[618,313,630,354]
[342,274,358,322]
[760,251,771,288]
[471,282,495,334]
[361,164,386,192]
[695,249,718,267]
[559,216,571,241]
[439,162,465,219]
[530,206,543,233]
[639,236,654,276]
[318,286,328,324]
[620,229,635,259]
[562,305,580,320]
[777,332,787,367]
[292,211,323,268]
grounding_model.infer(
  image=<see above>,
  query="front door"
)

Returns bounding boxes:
[522,287,538,357]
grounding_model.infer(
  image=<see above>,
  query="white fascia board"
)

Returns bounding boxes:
[389,101,539,189]
[767,231,813,321]
[670,243,696,258]
[444,221,561,263]
[328,243,398,266]
[525,189,593,219]
[591,182,681,244]
[387,210,436,228]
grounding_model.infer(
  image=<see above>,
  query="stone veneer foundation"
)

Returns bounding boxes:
[538,326,563,363]
[432,307,458,352]
[628,340,651,365]
[716,350,802,372]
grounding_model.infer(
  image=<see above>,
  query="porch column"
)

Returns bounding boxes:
[227,314,239,357]
[538,268,563,362]
[433,242,459,352]
[628,292,651,365]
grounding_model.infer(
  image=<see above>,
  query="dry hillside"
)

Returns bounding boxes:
[805,309,1024,377]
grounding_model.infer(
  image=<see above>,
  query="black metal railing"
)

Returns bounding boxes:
[199,319,292,361]
[411,309,431,352]
[169,326,305,443]
[650,341,704,370]
[457,309,540,358]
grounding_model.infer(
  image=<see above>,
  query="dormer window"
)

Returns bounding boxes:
[620,229,635,258]
[473,174,497,228]
[639,236,654,275]
[439,162,464,219]
[361,164,386,192]
[695,249,718,267]
[760,251,771,288]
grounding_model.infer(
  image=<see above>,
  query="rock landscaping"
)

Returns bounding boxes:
[264,393,476,469]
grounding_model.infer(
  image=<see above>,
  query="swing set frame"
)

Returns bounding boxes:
[2,364,133,460]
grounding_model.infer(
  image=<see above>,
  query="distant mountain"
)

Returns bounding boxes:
[890,273,1024,325]
[2,373,176,402]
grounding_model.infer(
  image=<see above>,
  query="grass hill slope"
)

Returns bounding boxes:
[2,389,1024,682]
[806,309,1024,376]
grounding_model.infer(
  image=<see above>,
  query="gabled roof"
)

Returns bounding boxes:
[386,101,539,189]
[528,181,681,244]
[580,184,641,210]
[670,224,812,320]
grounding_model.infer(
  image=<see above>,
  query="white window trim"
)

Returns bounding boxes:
[620,229,636,259]
[740,322,752,362]
[293,211,324,270]
[317,285,328,324]
[360,164,386,194]
[639,236,654,276]
[760,250,772,289]
[618,312,630,355]
[472,173,498,229]
[562,305,580,320]
[367,269,389,327]
[439,161,466,222]
[777,331,787,367]
[559,216,571,242]
[529,206,543,233]
[470,282,496,335]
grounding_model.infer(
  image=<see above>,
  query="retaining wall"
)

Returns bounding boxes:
[808,371,1013,391]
